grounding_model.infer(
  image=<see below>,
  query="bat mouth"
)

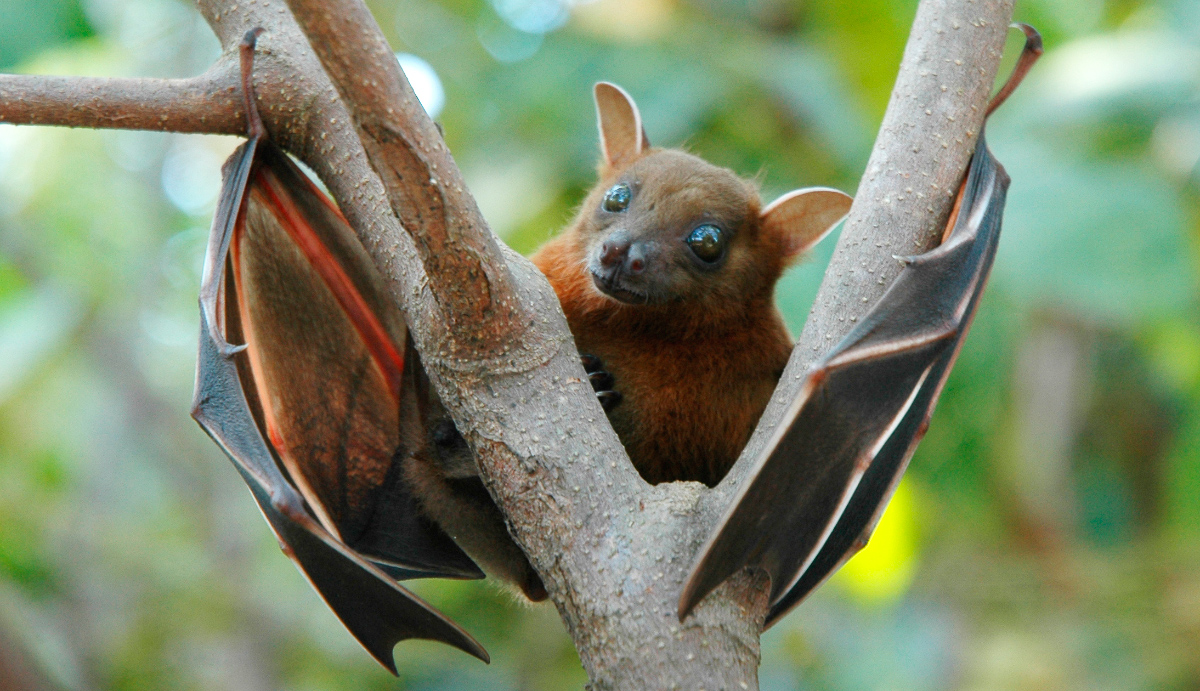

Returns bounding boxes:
[590,269,650,304]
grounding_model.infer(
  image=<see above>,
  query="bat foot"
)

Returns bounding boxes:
[432,419,464,449]
[522,570,548,601]
[581,353,621,412]
[596,390,622,411]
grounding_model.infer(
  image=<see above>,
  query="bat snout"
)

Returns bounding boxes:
[596,230,647,276]
[589,229,654,303]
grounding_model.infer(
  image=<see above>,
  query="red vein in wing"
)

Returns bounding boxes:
[253,166,405,400]
[941,177,968,244]
[229,220,338,529]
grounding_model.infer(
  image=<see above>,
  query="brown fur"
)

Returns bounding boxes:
[531,148,797,486]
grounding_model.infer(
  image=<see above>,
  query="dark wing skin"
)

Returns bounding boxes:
[192,132,488,670]
[761,134,1008,626]
[678,132,1009,622]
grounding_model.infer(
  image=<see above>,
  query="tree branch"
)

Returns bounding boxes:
[283,0,525,354]
[0,62,243,133]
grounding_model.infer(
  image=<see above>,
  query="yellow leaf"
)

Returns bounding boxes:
[832,478,920,606]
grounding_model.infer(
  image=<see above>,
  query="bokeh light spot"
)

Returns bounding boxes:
[396,53,446,118]
[833,479,920,606]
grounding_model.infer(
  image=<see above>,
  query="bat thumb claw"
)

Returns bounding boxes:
[216,340,248,357]
[242,27,265,48]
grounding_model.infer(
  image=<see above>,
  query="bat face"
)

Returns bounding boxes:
[558,82,855,321]
[580,149,765,307]
[578,85,851,314]
[192,58,490,668]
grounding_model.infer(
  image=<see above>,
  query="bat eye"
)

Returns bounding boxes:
[686,224,725,263]
[602,183,631,212]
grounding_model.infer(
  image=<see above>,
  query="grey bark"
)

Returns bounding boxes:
[0,66,243,134]
[0,0,1015,687]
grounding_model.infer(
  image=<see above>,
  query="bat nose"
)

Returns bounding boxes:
[625,244,645,275]
[599,231,645,275]
[599,235,630,269]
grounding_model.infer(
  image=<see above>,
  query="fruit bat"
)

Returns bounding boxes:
[529,83,854,488]
[191,19,1040,672]
[678,24,1044,625]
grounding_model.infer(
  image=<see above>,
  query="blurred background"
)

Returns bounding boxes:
[1,0,1198,687]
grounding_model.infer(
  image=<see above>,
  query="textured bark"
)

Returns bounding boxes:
[0,66,243,133]
[284,0,524,353]
[0,0,1015,687]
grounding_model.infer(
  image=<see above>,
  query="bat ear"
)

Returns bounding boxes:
[761,187,853,261]
[594,82,650,171]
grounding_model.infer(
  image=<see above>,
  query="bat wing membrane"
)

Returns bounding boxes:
[193,140,488,670]
[764,137,1008,625]
[679,133,1010,622]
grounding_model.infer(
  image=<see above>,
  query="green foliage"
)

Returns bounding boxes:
[0,0,94,70]
[2,0,1199,688]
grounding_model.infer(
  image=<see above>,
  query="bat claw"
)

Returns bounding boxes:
[581,354,621,411]
[202,312,247,358]
[216,340,248,357]
[596,389,621,411]
[588,370,614,391]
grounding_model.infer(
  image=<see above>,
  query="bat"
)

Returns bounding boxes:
[190,19,1041,672]
[529,82,854,489]
[677,24,1043,626]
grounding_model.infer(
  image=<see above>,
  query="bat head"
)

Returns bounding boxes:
[577,82,852,312]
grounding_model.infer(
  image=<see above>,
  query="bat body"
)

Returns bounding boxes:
[531,83,853,486]
[193,25,1038,672]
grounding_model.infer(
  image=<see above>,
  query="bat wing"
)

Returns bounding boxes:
[192,138,488,670]
[679,131,1009,622]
